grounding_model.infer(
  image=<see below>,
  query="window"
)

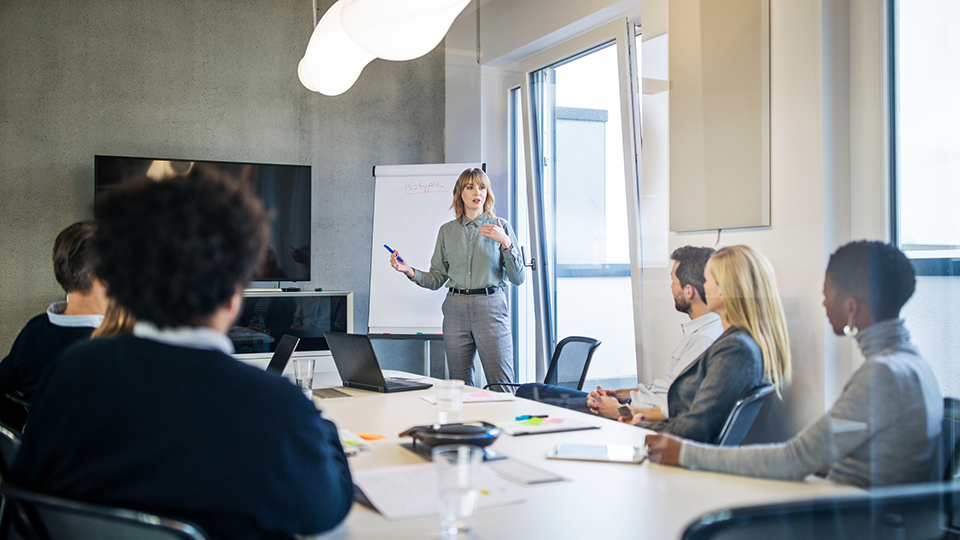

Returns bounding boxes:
[893,0,960,400]
[893,0,960,275]
[518,19,644,387]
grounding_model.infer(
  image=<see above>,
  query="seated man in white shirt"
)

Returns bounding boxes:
[516,246,722,419]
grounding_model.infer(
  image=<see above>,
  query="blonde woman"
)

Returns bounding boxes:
[91,298,136,338]
[390,168,525,388]
[621,245,791,444]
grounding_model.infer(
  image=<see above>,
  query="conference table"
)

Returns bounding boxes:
[310,372,861,539]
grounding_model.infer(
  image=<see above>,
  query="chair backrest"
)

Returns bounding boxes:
[0,484,210,540]
[0,420,22,482]
[716,384,776,446]
[941,397,960,483]
[542,337,601,391]
[682,481,959,540]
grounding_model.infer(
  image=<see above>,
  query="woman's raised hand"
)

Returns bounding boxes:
[479,218,511,249]
[390,251,414,278]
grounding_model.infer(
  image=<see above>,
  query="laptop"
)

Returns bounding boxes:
[265,334,300,376]
[324,332,433,393]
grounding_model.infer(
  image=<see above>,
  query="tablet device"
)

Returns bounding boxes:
[546,444,647,464]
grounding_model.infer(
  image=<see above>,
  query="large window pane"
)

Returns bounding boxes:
[896,0,960,257]
[894,0,960,401]
[529,42,638,388]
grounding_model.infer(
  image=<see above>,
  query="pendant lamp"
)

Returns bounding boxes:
[298,0,375,96]
[339,0,471,61]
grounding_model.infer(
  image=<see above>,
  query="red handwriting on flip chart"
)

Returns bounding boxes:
[404,181,446,195]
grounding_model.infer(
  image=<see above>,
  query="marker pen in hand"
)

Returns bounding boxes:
[383,244,404,263]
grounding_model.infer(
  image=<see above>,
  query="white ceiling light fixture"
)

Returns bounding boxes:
[298,0,376,96]
[339,0,472,61]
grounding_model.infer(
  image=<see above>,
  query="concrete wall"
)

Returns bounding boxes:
[0,0,446,372]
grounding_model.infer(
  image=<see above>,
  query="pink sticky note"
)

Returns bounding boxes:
[541,418,563,425]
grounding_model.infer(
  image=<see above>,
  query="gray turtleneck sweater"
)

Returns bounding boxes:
[679,318,943,487]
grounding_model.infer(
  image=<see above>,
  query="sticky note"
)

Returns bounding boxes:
[358,432,387,440]
[519,417,545,426]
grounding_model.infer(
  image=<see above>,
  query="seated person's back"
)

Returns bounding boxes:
[0,221,107,402]
[10,169,352,540]
[13,334,349,539]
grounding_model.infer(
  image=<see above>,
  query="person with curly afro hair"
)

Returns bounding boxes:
[11,167,353,540]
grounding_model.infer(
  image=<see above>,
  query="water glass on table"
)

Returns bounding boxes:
[294,357,315,399]
[435,379,464,424]
[432,444,483,537]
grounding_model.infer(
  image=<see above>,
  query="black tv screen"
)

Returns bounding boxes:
[95,155,312,282]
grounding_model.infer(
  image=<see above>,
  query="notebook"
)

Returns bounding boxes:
[264,334,300,375]
[324,332,433,393]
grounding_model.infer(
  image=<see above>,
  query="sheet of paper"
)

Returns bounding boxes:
[420,391,515,404]
[353,463,524,521]
[488,458,567,485]
[499,417,600,436]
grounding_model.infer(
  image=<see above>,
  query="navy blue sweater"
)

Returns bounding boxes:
[11,335,353,540]
[0,313,94,400]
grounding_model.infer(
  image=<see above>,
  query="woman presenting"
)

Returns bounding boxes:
[390,168,524,389]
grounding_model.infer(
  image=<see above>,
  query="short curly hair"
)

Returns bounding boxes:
[826,240,916,321]
[94,167,270,328]
[53,221,98,294]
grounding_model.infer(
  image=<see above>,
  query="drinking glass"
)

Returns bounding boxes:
[432,444,483,537]
[294,357,315,399]
[435,379,465,424]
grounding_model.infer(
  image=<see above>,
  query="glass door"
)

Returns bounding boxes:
[520,19,644,387]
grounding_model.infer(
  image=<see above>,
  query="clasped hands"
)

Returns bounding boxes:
[587,387,639,421]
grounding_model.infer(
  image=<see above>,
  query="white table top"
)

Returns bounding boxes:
[312,373,861,539]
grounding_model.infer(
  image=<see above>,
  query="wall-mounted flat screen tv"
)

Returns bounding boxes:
[95,155,312,282]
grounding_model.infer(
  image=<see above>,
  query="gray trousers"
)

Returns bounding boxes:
[441,289,514,388]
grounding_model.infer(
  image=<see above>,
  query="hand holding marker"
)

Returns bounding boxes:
[383,244,403,263]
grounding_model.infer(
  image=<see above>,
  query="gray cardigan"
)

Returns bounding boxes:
[639,326,766,443]
[680,318,943,487]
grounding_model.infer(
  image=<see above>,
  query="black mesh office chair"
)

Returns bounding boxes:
[715,384,776,446]
[682,481,960,540]
[0,420,22,482]
[0,484,210,540]
[941,398,960,483]
[485,336,601,392]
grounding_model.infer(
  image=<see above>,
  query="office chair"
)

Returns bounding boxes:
[0,421,22,482]
[0,484,210,540]
[941,398,960,483]
[681,481,959,540]
[715,384,776,446]
[484,336,601,392]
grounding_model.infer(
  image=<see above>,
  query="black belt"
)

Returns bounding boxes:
[448,287,501,295]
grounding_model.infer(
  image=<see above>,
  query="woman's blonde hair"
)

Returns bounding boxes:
[709,245,791,391]
[92,297,136,338]
[451,168,496,222]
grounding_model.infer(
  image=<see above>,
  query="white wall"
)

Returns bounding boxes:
[448,0,892,441]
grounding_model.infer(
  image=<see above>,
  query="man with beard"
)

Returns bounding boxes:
[516,246,722,419]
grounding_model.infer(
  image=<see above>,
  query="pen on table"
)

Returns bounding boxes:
[516,415,548,421]
[383,244,404,263]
